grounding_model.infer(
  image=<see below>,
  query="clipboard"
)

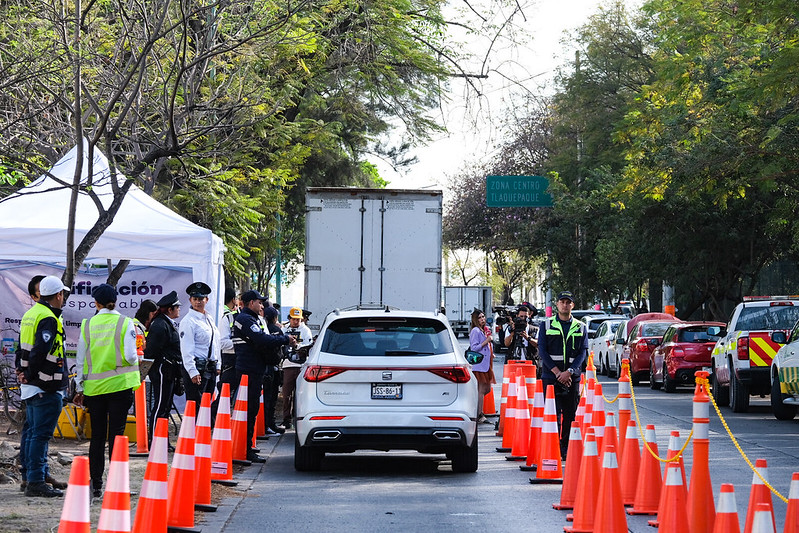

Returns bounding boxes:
[138,358,155,381]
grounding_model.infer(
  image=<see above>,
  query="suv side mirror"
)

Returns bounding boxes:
[771,331,788,344]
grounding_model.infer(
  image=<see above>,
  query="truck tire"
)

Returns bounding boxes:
[729,362,750,413]
[771,373,797,421]
[649,363,661,390]
[294,431,324,471]
[663,363,676,393]
[450,431,478,473]
[711,368,729,406]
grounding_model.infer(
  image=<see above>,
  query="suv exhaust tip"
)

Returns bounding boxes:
[432,430,462,441]
[311,430,342,441]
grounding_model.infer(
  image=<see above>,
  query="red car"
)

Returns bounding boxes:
[650,322,725,392]
[626,319,681,385]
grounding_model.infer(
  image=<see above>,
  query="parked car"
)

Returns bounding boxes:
[650,322,725,392]
[769,324,799,420]
[294,307,479,472]
[589,318,626,377]
[613,312,676,377]
[572,309,607,321]
[627,318,682,385]
[612,319,631,376]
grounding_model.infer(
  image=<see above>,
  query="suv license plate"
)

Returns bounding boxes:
[371,383,402,400]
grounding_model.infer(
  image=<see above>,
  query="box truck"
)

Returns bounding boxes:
[444,286,493,337]
[304,188,443,333]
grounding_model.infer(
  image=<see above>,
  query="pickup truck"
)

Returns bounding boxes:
[709,296,799,412]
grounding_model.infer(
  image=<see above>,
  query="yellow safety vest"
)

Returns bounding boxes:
[81,313,140,396]
[18,303,65,385]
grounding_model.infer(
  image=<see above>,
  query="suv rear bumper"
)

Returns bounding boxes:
[300,426,473,454]
[735,366,770,393]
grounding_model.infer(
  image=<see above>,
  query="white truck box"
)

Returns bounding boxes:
[304,188,443,333]
[444,286,493,337]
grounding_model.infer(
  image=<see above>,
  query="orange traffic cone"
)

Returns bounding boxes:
[593,444,628,533]
[132,418,169,533]
[521,363,536,411]
[498,367,520,453]
[627,424,662,515]
[592,382,607,450]
[132,381,149,456]
[688,371,715,533]
[553,421,584,510]
[530,385,563,484]
[496,361,519,436]
[575,390,586,428]
[255,389,266,441]
[616,361,632,462]
[231,374,250,462]
[483,386,497,416]
[656,459,688,533]
[166,401,196,530]
[521,378,545,472]
[194,392,217,512]
[785,472,799,533]
[210,383,236,486]
[713,483,741,533]
[564,427,600,531]
[508,374,530,461]
[744,459,776,533]
[58,456,91,533]
[98,435,131,533]
[649,430,686,527]
[619,420,640,506]
[586,351,597,382]
[582,377,595,433]
[752,502,776,533]
[603,412,618,460]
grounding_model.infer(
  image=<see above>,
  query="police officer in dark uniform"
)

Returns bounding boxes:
[232,290,295,462]
[537,291,588,458]
[144,290,182,447]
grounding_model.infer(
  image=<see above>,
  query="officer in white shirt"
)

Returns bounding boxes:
[178,282,221,405]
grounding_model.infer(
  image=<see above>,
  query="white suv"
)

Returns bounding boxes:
[294,308,479,472]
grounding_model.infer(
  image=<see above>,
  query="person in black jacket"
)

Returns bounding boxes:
[232,290,295,462]
[144,290,182,447]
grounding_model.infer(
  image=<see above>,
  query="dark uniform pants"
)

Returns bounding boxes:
[84,388,134,489]
[235,369,264,450]
[148,360,176,442]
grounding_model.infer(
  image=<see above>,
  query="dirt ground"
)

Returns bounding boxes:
[0,412,246,532]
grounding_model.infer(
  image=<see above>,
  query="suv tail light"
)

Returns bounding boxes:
[736,336,749,360]
[303,365,346,382]
[427,366,471,383]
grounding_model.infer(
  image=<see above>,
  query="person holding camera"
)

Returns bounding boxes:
[179,282,221,406]
[537,291,588,459]
[503,302,538,361]
[232,290,295,461]
[281,307,313,429]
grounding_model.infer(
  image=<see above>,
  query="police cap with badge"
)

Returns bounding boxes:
[186,282,212,298]
[156,291,181,308]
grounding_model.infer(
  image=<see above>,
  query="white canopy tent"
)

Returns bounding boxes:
[0,143,226,320]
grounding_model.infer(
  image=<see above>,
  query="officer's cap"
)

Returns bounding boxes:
[557,291,575,303]
[241,290,267,303]
[186,282,212,298]
[91,283,117,305]
[156,290,181,308]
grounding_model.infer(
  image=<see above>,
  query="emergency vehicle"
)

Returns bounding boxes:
[768,325,799,420]
[709,296,799,413]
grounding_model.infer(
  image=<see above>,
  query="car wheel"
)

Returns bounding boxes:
[711,367,729,406]
[771,372,797,421]
[663,363,676,393]
[650,363,661,390]
[451,431,478,473]
[294,431,324,472]
[729,361,750,413]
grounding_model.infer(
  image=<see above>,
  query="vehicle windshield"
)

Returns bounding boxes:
[640,322,674,337]
[737,305,799,331]
[320,317,454,356]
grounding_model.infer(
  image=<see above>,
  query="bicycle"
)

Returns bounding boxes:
[0,350,26,433]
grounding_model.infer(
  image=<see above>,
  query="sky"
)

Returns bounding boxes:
[378,0,633,191]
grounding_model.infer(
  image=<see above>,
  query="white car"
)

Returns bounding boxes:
[589,319,626,377]
[294,307,480,472]
[611,319,631,376]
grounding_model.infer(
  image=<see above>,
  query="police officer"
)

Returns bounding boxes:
[179,282,221,406]
[536,291,588,458]
[16,275,69,498]
[144,290,182,447]
[73,283,140,498]
[232,290,295,462]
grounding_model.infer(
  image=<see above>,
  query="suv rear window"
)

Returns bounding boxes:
[320,317,454,356]
[737,305,799,331]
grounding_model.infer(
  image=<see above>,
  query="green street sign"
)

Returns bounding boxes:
[486,175,553,207]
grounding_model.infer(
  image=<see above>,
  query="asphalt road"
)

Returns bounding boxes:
[204,351,799,533]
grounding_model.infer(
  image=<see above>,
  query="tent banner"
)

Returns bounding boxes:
[0,262,193,354]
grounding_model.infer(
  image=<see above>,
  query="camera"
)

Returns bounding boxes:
[513,316,528,331]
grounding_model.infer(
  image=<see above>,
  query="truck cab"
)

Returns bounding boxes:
[709,296,799,412]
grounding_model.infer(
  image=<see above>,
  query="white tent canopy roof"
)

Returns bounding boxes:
[0,142,225,315]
